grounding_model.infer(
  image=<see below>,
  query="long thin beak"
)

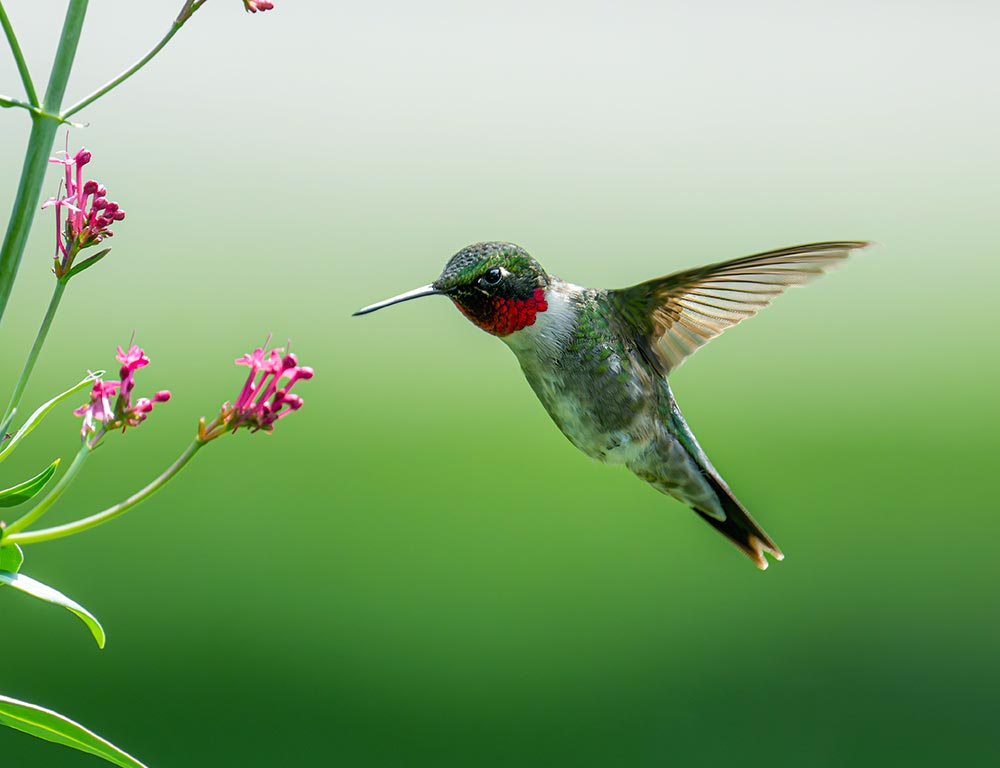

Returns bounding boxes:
[352,284,443,316]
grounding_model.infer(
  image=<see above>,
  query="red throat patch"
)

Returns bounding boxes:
[458,287,549,336]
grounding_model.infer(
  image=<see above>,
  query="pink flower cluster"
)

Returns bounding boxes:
[243,1,274,12]
[199,342,313,442]
[75,345,170,447]
[229,345,313,432]
[42,147,124,278]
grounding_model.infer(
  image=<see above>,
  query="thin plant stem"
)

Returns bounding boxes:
[0,1,39,106]
[4,441,203,546]
[0,95,63,121]
[0,0,89,325]
[62,8,198,120]
[2,443,89,536]
[1,281,67,434]
[0,96,77,124]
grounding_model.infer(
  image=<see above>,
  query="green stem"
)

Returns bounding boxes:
[2,443,89,536]
[62,13,190,120]
[0,0,88,326]
[1,281,66,433]
[0,95,76,123]
[0,1,39,106]
[0,95,36,111]
[5,441,204,546]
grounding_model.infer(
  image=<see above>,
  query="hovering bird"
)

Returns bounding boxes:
[355,241,867,568]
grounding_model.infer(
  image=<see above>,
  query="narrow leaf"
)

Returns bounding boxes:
[0,372,103,463]
[0,459,60,507]
[0,543,23,572]
[0,570,106,648]
[0,407,14,445]
[63,247,111,280]
[0,694,148,768]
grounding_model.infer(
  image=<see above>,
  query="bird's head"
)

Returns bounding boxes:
[354,242,550,336]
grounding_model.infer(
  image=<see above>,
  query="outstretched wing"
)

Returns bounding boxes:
[611,241,869,375]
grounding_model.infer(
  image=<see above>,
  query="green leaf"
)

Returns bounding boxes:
[0,372,103,463]
[0,694,148,768]
[0,543,23,572]
[62,247,111,281]
[0,570,106,648]
[0,459,60,507]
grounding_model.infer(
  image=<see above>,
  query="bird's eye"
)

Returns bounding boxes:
[481,267,503,286]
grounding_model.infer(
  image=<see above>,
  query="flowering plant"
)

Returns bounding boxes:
[0,3,305,767]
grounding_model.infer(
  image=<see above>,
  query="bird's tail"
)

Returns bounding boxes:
[657,384,784,569]
[691,469,783,570]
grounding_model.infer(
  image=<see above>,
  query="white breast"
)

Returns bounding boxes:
[501,283,580,362]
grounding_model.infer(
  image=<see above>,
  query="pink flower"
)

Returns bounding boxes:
[199,341,312,442]
[42,146,124,280]
[75,344,170,447]
[74,379,119,445]
[243,1,275,12]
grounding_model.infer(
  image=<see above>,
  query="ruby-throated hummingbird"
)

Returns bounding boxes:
[354,241,867,569]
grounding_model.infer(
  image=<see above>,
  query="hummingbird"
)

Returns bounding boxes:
[354,240,867,569]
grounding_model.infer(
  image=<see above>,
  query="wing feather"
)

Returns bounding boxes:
[611,241,869,374]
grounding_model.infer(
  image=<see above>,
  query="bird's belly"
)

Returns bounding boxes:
[521,365,655,465]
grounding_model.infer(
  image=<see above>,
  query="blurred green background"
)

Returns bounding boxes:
[1,1,997,765]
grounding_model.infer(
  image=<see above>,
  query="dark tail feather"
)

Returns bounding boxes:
[659,384,784,569]
[694,470,784,570]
